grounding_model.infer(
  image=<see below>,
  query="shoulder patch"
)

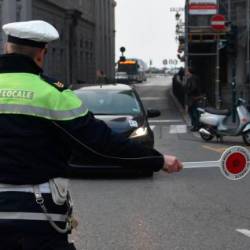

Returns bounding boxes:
[40,74,67,92]
[54,81,65,88]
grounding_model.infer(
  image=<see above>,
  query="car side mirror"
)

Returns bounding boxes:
[147,109,161,118]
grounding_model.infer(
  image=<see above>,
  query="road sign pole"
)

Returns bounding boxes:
[149,59,152,78]
[215,36,221,109]
[211,15,226,109]
[232,59,237,123]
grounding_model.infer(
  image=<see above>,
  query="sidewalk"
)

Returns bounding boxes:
[169,89,191,126]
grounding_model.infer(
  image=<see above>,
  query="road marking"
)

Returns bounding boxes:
[202,145,250,153]
[202,145,227,154]
[149,119,183,123]
[140,97,166,100]
[236,229,250,237]
[169,125,187,134]
[145,84,172,87]
[150,125,156,130]
[136,81,171,87]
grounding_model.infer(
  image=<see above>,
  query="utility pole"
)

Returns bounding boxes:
[228,0,231,21]
[246,0,250,83]
[184,2,189,74]
[215,36,221,108]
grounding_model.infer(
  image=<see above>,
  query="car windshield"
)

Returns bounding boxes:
[118,63,138,74]
[116,72,127,76]
[76,89,142,115]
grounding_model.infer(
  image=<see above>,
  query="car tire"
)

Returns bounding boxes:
[243,130,250,145]
[200,132,214,141]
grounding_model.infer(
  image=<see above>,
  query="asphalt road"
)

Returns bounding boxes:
[70,75,250,250]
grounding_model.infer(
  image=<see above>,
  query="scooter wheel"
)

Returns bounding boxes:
[243,131,250,145]
[200,132,214,141]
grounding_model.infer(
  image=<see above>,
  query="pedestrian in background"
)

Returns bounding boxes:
[172,67,186,108]
[176,67,185,85]
[96,69,108,84]
[185,67,202,132]
[0,20,183,250]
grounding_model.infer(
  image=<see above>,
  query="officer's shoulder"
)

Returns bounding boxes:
[40,74,67,92]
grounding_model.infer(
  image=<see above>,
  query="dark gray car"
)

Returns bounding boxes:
[69,84,160,176]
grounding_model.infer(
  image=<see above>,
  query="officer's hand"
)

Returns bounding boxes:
[162,155,183,173]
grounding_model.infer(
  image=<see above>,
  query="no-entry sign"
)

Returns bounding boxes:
[189,0,218,15]
[183,146,250,180]
[211,14,226,31]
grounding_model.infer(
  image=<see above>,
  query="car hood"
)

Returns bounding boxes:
[95,115,145,136]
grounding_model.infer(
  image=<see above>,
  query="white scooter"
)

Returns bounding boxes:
[198,98,250,145]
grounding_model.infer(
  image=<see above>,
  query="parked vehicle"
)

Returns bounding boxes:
[69,83,161,176]
[198,98,250,145]
[115,71,129,83]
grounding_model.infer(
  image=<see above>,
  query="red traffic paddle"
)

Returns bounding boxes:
[183,146,250,180]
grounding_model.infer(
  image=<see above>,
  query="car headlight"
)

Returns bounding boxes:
[129,127,148,138]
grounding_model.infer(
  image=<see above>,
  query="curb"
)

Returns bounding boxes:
[169,89,191,126]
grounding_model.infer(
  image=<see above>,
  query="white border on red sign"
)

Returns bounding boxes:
[189,0,218,15]
[220,146,250,181]
[189,0,217,4]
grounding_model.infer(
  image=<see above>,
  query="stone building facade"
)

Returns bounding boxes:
[96,0,116,82]
[0,0,116,86]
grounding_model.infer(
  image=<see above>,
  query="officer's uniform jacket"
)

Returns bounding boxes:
[0,53,164,234]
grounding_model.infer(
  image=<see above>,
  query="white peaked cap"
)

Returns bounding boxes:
[2,20,59,46]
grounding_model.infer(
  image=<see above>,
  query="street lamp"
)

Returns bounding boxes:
[175,12,181,21]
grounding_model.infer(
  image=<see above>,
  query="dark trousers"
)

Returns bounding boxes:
[188,102,200,129]
[0,234,76,250]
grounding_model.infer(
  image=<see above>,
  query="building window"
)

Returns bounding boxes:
[60,29,64,41]
[16,0,22,21]
[0,2,2,33]
[80,38,84,49]
[60,49,64,64]
[90,41,93,50]
[80,51,84,64]
[52,48,56,75]
[85,41,89,50]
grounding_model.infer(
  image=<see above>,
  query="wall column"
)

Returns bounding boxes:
[66,10,82,86]
[1,0,16,47]
[21,0,32,20]
[2,0,16,24]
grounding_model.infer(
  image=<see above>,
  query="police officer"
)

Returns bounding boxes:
[185,68,202,132]
[0,20,182,250]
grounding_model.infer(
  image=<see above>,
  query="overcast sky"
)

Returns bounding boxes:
[115,0,185,68]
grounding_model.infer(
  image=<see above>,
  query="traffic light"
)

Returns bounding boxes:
[119,56,126,62]
[119,47,126,61]
[120,47,126,53]
[225,25,238,55]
